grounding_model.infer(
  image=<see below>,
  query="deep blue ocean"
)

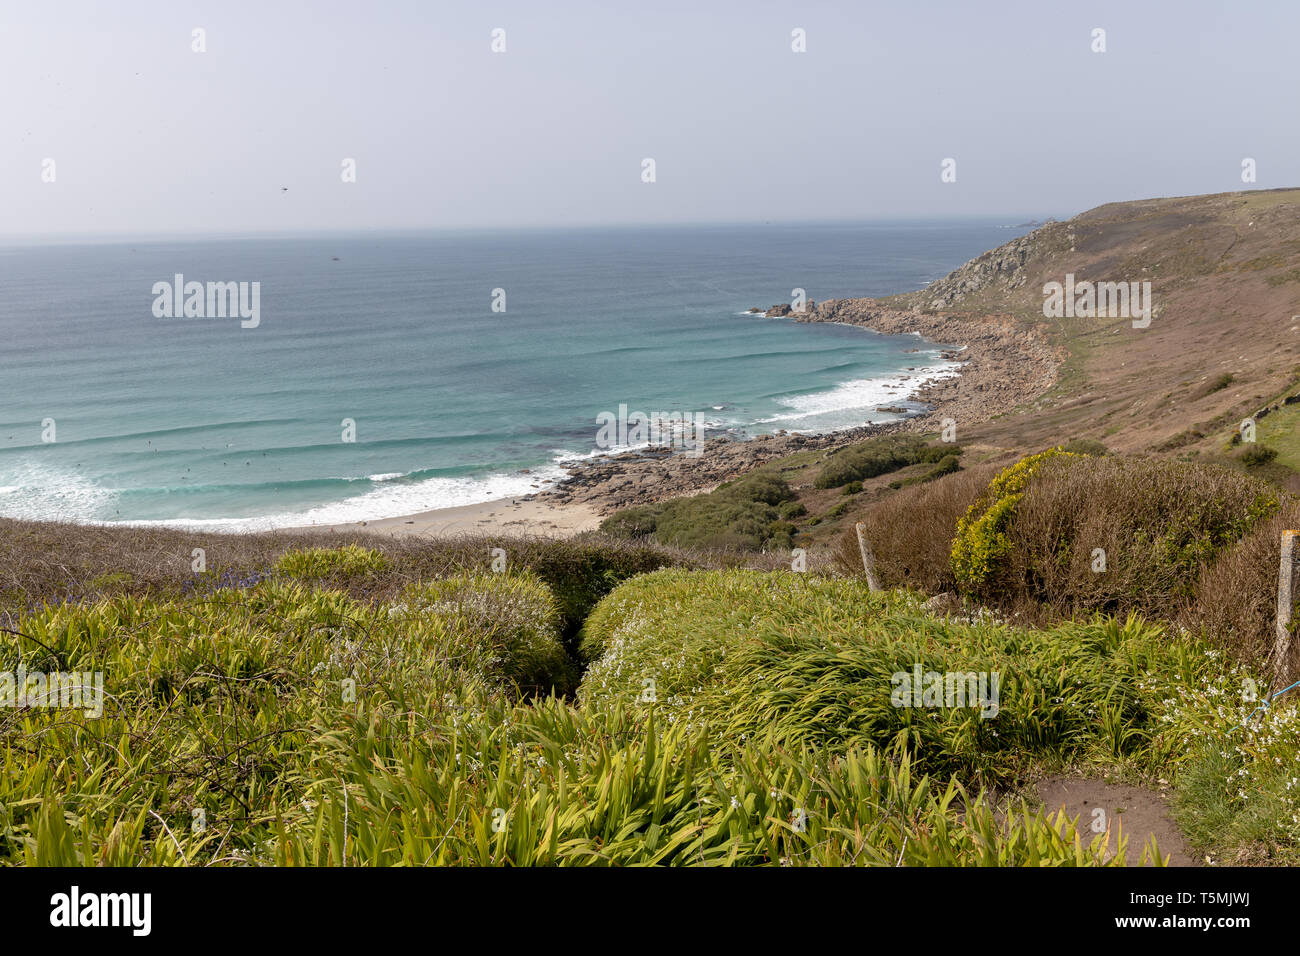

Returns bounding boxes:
[0,221,1023,528]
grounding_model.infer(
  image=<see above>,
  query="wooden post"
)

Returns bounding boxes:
[1274,530,1300,689]
[855,522,882,593]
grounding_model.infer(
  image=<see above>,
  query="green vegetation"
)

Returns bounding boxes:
[814,435,961,489]
[0,525,687,653]
[580,570,1287,863]
[1239,444,1279,467]
[890,453,961,489]
[951,448,1075,590]
[1265,268,1300,286]
[581,570,1182,789]
[1203,373,1235,396]
[840,451,1290,661]
[778,501,807,519]
[599,472,797,550]
[274,543,392,581]
[5,529,1300,866]
[396,572,574,694]
[0,560,1194,866]
[1155,428,1206,452]
[1059,438,1108,457]
[1,569,575,865]
[948,451,1281,623]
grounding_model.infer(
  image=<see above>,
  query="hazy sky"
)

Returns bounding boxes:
[4,0,1297,236]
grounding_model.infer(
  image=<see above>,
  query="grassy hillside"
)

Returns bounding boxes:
[887,188,1300,491]
[5,550,1294,865]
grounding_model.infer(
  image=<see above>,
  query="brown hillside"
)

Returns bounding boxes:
[825,188,1300,485]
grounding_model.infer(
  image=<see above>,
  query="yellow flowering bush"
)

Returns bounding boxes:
[951,448,1076,592]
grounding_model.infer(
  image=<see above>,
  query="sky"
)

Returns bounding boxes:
[3,0,1298,236]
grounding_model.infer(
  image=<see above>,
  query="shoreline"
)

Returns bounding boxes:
[281,298,1059,536]
[46,299,1057,541]
[531,299,1060,516]
[294,495,603,538]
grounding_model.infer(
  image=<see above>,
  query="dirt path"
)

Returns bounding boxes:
[1034,776,1199,867]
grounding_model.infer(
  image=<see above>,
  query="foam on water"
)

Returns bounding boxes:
[760,360,962,430]
[97,464,571,532]
[0,461,116,523]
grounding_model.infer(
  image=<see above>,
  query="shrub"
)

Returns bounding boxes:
[778,501,807,519]
[1059,438,1108,457]
[598,506,660,539]
[951,449,1076,591]
[1239,444,1278,467]
[833,464,999,591]
[599,471,796,551]
[954,453,1282,618]
[814,435,960,489]
[1180,502,1300,660]
[842,481,863,495]
[275,544,392,581]
[767,521,797,550]
[1154,429,1204,452]
[395,572,572,694]
[923,454,961,481]
[1203,373,1235,395]
[723,472,796,505]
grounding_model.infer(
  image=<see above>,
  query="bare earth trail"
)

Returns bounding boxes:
[1034,776,1199,867]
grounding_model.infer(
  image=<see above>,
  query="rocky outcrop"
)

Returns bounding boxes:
[798,300,1062,430]
[913,229,1045,311]
[765,301,816,317]
[539,422,912,514]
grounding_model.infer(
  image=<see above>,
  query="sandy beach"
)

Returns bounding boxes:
[299,495,603,538]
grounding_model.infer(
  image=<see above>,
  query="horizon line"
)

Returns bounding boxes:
[0,212,1068,247]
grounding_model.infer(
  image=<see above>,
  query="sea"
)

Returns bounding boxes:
[0,220,1025,529]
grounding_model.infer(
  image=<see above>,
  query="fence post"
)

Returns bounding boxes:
[1275,530,1300,689]
[854,522,882,593]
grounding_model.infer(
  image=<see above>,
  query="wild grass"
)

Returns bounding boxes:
[0,518,693,645]
[4,512,1294,867]
[2,554,1216,866]
[579,570,1214,788]
[598,472,797,551]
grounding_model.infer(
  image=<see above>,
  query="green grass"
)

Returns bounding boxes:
[1253,402,1300,472]
[2,553,1287,866]
[599,471,797,551]
[815,435,960,490]
[274,543,391,581]
[580,570,1210,788]
[1166,671,1300,864]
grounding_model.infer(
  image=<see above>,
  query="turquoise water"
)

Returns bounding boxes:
[0,221,1021,528]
